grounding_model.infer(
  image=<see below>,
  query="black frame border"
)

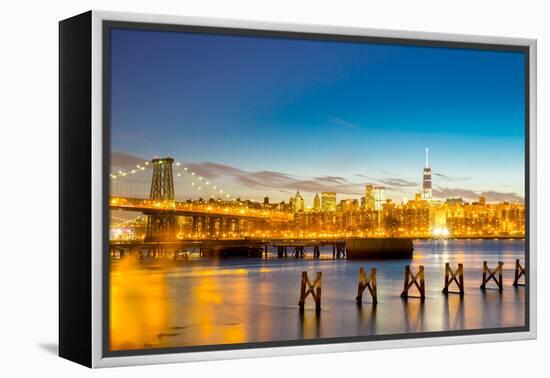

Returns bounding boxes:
[101,20,531,358]
[59,11,93,367]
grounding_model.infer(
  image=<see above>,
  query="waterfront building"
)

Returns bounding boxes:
[321,192,337,212]
[446,197,464,205]
[313,193,321,212]
[430,203,447,229]
[340,199,359,212]
[276,200,289,212]
[374,186,386,211]
[290,198,525,238]
[365,184,375,211]
[158,193,526,239]
[292,191,305,212]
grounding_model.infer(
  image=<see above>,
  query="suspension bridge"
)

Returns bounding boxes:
[110,157,293,241]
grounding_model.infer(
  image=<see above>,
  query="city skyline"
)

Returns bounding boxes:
[109,152,525,240]
[111,149,524,205]
[110,28,526,204]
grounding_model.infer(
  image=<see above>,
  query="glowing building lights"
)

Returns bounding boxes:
[321,192,336,212]
[108,156,524,240]
[423,147,433,202]
[374,186,385,211]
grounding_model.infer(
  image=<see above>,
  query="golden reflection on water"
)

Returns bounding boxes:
[170,267,271,278]
[109,240,525,351]
[110,257,252,350]
[299,311,321,339]
[402,300,425,332]
[443,296,465,330]
[110,256,171,350]
[188,274,247,344]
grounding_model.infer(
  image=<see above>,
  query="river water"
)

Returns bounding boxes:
[109,239,526,351]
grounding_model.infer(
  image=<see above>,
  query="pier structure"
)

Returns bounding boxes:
[109,238,350,259]
[109,236,418,260]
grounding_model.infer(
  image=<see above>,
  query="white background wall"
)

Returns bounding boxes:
[0,0,547,376]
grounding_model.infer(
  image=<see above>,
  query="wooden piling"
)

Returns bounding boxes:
[442,263,464,296]
[313,245,320,259]
[480,261,503,291]
[356,267,377,305]
[513,259,526,287]
[400,265,425,299]
[293,246,305,258]
[298,271,322,312]
[336,243,346,258]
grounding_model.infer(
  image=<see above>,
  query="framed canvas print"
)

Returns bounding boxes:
[59,10,537,368]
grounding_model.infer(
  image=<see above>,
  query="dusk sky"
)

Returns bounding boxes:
[109,28,525,204]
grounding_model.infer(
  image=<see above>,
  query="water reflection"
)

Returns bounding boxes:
[356,304,377,335]
[402,300,425,333]
[109,239,526,351]
[298,310,321,339]
[443,296,465,330]
[110,256,172,350]
[480,290,503,328]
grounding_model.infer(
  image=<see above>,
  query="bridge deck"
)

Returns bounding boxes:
[109,197,293,221]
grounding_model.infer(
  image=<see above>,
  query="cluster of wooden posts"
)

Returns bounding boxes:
[298,259,526,312]
[274,243,346,259]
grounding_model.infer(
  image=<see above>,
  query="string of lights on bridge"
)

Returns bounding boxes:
[110,159,233,200]
[110,214,145,227]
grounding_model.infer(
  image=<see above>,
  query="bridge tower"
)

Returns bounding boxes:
[145,157,177,242]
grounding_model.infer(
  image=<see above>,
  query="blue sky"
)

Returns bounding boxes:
[109,28,525,204]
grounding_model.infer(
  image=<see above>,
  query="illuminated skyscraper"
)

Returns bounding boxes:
[423,147,432,201]
[313,193,321,212]
[321,192,337,212]
[293,191,305,212]
[374,186,386,211]
[341,199,359,212]
[365,184,375,211]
